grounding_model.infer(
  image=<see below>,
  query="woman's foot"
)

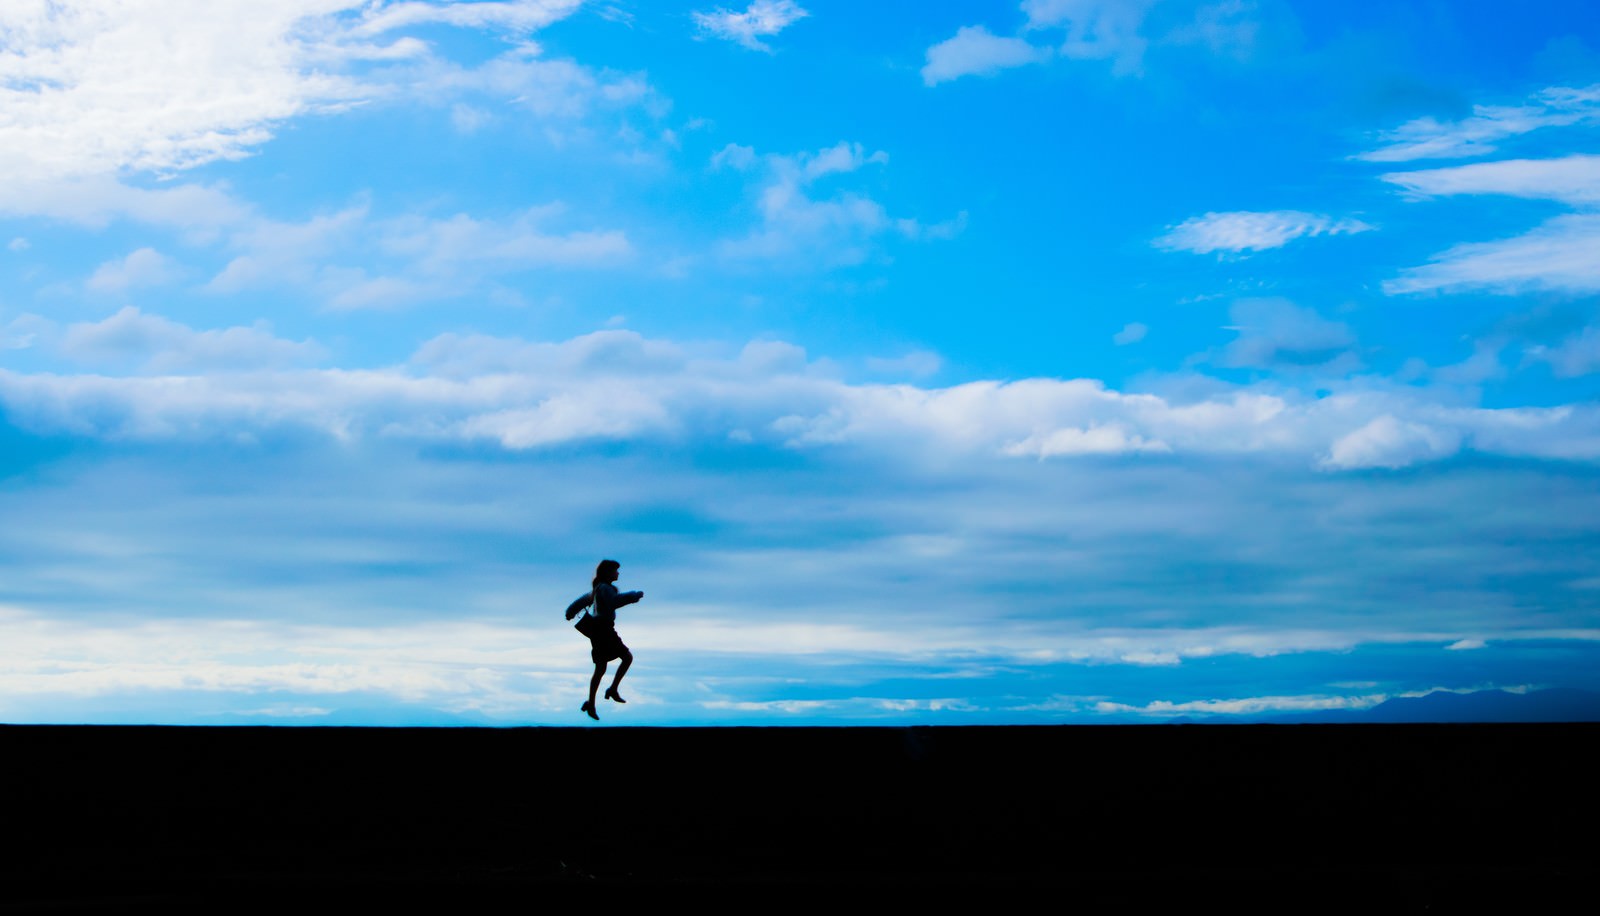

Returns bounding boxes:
[604,687,626,704]
[580,700,599,720]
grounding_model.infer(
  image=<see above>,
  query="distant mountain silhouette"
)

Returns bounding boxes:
[1270,687,1600,724]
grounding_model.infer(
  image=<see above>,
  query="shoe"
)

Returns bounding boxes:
[581,700,599,720]
[604,687,626,704]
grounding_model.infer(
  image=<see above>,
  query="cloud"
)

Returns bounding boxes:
[1218,299,1357,370]
[0,1,593,183]
[399,42,659,122]
[0,176,251,231]
[1155,210,1374,254]
[1,314,50,351]
[692,1,809,52]
[85,248,180,293]
[1023,0,1159,75]
[1382,154,1600,207]
[1385,214,1600,296]
[1095,692,1387,717]
[1113,322,1148,345]
[3,394,1599,726]
[6,324,1598,471]
[1320,415,1461,471]
[711,142,757,171]
[717,141,928,266]
[1531,325,1600,377]
[921,26,1051,86]
[1003,423,1171,458]
[924,1,1266,88]
[1358,84,1600,162]
[204,203,631,308]
[59,307,326,372]
[1376,116,1600,296]
[381,208,633,274]
[206,205,371,294]
[0,0,360,180]
[352,0,584,35]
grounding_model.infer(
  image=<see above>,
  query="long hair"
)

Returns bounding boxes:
[592,559,620,588]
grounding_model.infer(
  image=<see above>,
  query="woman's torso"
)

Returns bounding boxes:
[591,582,621,627]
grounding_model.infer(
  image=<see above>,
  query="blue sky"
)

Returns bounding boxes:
[2,0,1599,725]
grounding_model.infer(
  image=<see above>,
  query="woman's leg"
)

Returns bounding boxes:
[588,661,607,708]
[609,647,632,693]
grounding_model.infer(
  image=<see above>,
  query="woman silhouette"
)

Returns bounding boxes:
[565,559,643,720]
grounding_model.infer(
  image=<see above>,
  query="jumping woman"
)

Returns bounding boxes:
[565,559,643,720]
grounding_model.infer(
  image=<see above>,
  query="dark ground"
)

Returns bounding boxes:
[3,724,1595,911]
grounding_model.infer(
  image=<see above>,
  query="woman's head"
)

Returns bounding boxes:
[594,559,621,585]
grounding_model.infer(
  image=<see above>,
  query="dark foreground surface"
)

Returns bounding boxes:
[3,724,1595,912]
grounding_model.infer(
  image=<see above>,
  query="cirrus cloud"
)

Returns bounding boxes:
[1155,210,1374,254]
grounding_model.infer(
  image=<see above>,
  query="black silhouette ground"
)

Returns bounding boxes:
[3,724,1594,911]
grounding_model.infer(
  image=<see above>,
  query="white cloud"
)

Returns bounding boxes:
[692,1,809,52]
[800,141,888,180]
[921,25,1051,87]
[717,141,906,265]
[1446,639,1487,651]
[59,307,325,372]
[711,142,757,171]
[1377,117,1600,296]
[0,0,364,180]
[3,325,1600,470]
[1219,299,1356,370]
[206,205,370,293]
[352,0,583,35]
[1382,154,1600,207]
[1095,692,1386,717]
[1385,214,1600,296]
[381,208,633,274]
[1,313,50,351]
[8,237,29,252]
[202,203,631,308]
[1531,325,1600,377]
[0,176,251,231]
[1359,84,1600,162]
[1156,210,1374,254]
[450,103,493,133]
[1163,0,1260,60]
[926,0,1261,87]
[86,248,180,293]
[1004,423,1171,458]
[1321,415,1461,471]
[701,699,837,713]
[400,44,658,121]
[0,1,593,184]
[1023,0,1158,75]
[0,0,627,239]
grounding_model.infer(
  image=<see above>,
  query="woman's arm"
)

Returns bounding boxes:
[564,592,594,620]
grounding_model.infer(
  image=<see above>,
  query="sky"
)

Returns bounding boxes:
[2,0,1599,725]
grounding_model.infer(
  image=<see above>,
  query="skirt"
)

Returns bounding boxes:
[589,628,629,664]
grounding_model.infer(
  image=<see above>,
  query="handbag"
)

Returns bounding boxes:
[572,585,601,637]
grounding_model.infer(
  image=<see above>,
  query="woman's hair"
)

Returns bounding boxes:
[593,559,621,587]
